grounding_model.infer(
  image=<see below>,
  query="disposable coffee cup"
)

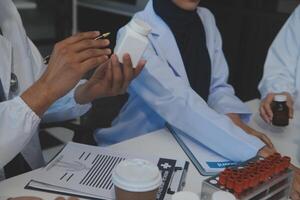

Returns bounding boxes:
[112,159,162,200]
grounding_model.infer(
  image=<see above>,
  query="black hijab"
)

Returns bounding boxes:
[153,0,211,101]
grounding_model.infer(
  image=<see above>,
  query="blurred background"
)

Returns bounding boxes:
[16,0,300,159]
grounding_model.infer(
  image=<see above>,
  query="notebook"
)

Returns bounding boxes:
[167,124,237,176]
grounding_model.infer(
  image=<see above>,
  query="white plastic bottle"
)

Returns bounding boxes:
[114,18,152,68]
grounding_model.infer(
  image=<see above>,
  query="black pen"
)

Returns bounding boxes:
[43,32,111,64]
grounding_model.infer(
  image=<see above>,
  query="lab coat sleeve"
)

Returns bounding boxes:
[127,38,265,162]
[0,97,40,168]
[207,17,252,122]
[258,5,300,98]
[42,80,92,123]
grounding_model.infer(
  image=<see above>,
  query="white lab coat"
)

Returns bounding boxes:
[259,5,300,108]
[0,0,90,172]
[95,1,265,162]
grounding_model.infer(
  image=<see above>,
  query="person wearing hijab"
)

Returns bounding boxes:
[96,0,275,160]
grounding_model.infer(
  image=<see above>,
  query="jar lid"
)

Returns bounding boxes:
[212,191,236,200]
[112,159,162,192]
[274,95,287,102]
[172,191,199,200]
[128,18,152,36]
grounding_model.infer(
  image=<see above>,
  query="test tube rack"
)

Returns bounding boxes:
[201,153,293,200]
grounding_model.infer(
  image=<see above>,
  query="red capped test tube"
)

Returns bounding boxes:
[226,176,235,190]
[219,171,227,186]
[282,156,291,169]
[234,178,244,194]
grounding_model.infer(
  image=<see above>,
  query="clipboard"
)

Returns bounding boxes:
[166,124,237,176]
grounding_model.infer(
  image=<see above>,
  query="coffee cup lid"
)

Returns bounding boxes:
[212,191,236,200]
[112,159,162,192]
[172,191,199,200]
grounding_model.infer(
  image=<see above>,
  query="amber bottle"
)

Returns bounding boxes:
[272,95,289,126]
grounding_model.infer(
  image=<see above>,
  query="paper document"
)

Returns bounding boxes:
[26,142,189,200]
[167,125,237,176]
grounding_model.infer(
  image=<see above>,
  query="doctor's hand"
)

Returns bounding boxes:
[21,31,111,117]
[248,129,274,149]
[257,146,277,158]
[74,54,145,104]
[260,92,294,124]
[227,113,275,149]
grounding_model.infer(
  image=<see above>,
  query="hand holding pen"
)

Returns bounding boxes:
[43,32,111,64]
[22,31,112,116]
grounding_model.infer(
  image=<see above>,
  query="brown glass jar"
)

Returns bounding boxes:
[271,95,289,126]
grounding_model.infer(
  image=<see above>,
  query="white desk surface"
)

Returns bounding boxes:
[0,128,204,199]
[0,99,299,199]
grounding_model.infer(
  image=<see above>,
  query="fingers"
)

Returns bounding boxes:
[70,39,110,52]
[134,59,146,78]
[260,92,295,123]
[54,197,65,200]
[76,48,111,63]
[83,54,144,99]
[94,60,110,79]
[67,197,79,200]
[257,146,276,158]
[111,55,124,94]
[291,192,300,200]
[260,106,270,124]
[286,95,294,119]
[251,130,275,148]
[80,56,109,73]
[261,135,274,148]
[260,94,275,123]
[62,31,100,45]
[112,54,145,94]
[121,54,135,92]
[264,94,274,121]
[289,105,295,119]
[105,59,113,90]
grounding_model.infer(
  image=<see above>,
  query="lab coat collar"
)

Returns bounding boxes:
[0,35,12,99]
[0,0,36,94]
[140,0,190,84]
